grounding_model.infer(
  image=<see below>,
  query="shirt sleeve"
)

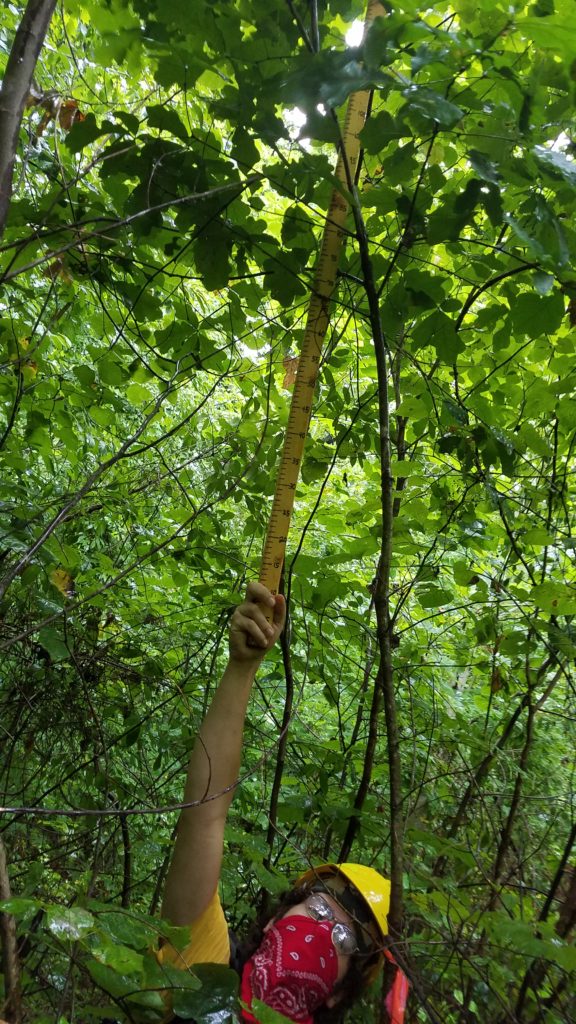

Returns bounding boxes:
[155,890,232,1023]
[156,888,231,970]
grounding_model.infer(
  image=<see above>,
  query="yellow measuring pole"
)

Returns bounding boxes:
[259,0,385,604]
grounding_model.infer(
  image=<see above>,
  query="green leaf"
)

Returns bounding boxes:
[171,964,239,1021]
[511,290,565,337]
[91,907,157,950]
[126,382,154,405]
[283,52,390,110]
[281,207,317,250]
[141,950,202,991]
[114,109,140,134]
[0,897,42,915]
[390,459,422,477]
[86,960,140,999]
[467,149,501,184]
[301,109,340,145]
[194,224,232,291]
[46,906,95,940]
[252,1000,294,1024]
[402,86,464,128]
[73,364,96,386]
[547,623,576,657]
[262,256,306,305]
[65,113,114,152]
[505,196,570,268]
[231,128,261,168]
[90,405,115,426]
[38,627,71,662]
[358,111,401,154]
[532,271,555,295]
[412,310,464,361]
[533,144,576,186]
[530,582,576,614]
[453,562,478,587]
[419,587,453,609]
[146,104,189,141]
[92,938,144,974]
[517,15,576,59]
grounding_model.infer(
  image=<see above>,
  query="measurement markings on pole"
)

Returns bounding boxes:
[259,1,386,607]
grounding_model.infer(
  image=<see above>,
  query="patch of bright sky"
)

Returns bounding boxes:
[550,131,573,154]
[345,20,364,46]
[283,19,365,141]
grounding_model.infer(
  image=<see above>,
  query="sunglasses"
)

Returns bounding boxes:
[304,893,360,956]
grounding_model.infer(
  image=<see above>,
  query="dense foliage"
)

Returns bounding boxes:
[1,1,575,1022]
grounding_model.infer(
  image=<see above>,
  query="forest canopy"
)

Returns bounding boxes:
[0,1,575,1022]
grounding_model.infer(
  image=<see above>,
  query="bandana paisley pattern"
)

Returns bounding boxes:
[241,915,338,1024]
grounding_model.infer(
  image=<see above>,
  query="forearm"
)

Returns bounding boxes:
[161,658,258,923]
[181,658,258,820]
[161,585,284,925]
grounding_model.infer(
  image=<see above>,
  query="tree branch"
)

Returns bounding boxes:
[338,666,382,861]
[0,0,57,239]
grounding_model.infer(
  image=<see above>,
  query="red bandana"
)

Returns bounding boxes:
[240,915,338,1024]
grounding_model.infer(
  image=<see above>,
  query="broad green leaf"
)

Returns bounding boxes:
[194,225,232,291]
[530,582,576,614]
[146,104,189,141]
[467,149,501,184]
[252,1000,294,1024]
[0,898,42,915]
[412,310,464,361]
[92,938,144,974]
[38,628,71,662]
[517,15,576,59]
[402,86,464,128]
[511,290,565,337]
[419,587,453,609]
[533,144,576,186]
[65,113,115,152]
[86,960,141,999]
[46,906,95,940]
[90,906,158,950]
[171,964,239,1021]
[126,382,154,405]
[358,111,402,154]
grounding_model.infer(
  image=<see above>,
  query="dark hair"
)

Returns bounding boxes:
[233,887,380,1024]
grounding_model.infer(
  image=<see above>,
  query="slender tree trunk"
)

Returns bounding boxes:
[263,605,293,871]
[0,837,21,1024]
[345,166,404,1024]
[339,667,382,861]
[348,188,402,933]
[0,0,57,238]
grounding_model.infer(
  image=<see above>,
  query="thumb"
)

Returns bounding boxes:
[273,594,286,632]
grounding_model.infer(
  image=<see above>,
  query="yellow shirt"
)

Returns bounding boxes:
[156,890,231,1021]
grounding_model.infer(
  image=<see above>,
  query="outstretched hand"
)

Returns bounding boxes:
[228,581,286,664]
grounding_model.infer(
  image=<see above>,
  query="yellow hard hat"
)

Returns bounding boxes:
[296,862,391,943]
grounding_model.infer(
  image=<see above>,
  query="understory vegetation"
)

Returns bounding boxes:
[0,1,575,1022]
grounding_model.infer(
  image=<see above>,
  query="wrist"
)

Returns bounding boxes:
[225,655,261,676]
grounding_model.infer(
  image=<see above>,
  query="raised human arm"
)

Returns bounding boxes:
[161,582,286,926]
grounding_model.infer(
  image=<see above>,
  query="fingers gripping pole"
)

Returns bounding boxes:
[259,1,386,609]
